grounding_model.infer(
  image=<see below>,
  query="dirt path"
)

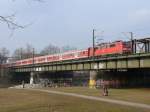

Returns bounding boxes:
[24,88,150,109]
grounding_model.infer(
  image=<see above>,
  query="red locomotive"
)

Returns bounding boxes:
[11,40,131,67]
[89,40,131,56]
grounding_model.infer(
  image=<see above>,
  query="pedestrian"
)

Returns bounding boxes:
[105,86,108,96]
[102,81,108,96]
[102,83,106,96]
[22,80,25,88]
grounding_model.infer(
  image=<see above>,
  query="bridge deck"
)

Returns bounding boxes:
[13,53,150,72]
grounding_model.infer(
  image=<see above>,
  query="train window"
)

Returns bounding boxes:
[95,47,99,50]
[83,51,86,54]
[110,44,115,47]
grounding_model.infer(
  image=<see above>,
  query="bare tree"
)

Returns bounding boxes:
[12,44,35,60]
[61,45,77,53]
[40,44,77,56]
[0,48,9,64]
[24,44,34,58]
[40,44,60,55]
[12,47,24,60]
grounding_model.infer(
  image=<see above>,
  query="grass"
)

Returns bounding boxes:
[44,87,150,105]
[0,88,149,112]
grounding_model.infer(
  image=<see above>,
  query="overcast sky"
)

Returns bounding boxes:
[0,0,150,54]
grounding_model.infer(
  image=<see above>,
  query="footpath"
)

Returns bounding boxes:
[23,88,150,109]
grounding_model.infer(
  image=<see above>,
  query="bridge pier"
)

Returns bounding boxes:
[30,72,35,85]
[89,71,97,88]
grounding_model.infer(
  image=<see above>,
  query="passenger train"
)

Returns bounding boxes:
[11,40,131,67]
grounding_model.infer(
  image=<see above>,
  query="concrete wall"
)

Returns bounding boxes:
[96,69,150,88]
[0,68,12,87]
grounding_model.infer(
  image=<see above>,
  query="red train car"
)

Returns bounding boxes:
[13,50,89,66]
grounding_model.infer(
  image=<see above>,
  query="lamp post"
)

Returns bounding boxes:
[129,32,134,53]
[92,29,103,59]
[93,29,96,58]
[122,32,134,53]
[32,48,35,69]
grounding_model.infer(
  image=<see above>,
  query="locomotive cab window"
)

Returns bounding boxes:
[123,42,131,47]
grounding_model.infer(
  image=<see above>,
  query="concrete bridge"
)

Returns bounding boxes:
[7,53,150,87]
[13,53,150,72]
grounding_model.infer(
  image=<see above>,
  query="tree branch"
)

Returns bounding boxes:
[0,0,44,37]
[0,14,25,30]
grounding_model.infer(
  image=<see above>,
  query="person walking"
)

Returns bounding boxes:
[22,80,25,88]
[105,86,108,96]
[102,81,108,96]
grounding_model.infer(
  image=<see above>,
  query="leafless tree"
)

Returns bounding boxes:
[0,48,9,64]
[61,45,77,53]
[12,47,24,60]
[12,44,35,60]
[24,44,34,58]
[40,44,77,56]
[40,44,60,55]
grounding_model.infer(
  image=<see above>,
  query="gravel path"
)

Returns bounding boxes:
[25,88,150,109]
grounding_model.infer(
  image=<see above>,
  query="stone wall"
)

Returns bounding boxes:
[0,67,12,87]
